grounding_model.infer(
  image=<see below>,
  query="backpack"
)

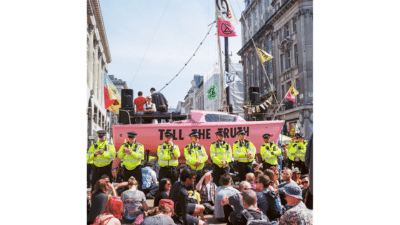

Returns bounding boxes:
[242,209,271,225]
[264,190,283,221]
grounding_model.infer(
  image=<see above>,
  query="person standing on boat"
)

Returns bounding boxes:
[233,130,256,182]
[184,131,208,183]
[118,131,144,189]
[260,133,281,170]
[210,131,233,186]
[157,132,180,184]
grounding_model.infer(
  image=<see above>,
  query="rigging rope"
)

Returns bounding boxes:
[158,21,216,93]
[129,0,172,88]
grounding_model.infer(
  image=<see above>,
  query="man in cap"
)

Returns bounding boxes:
[233,130,256,182]
[87,130,116,188]
[118,131,144,189]
[184,131,208,183]
[279,184,313,225]
[210,131,233,186]
[157,132,180,184]
[260,133,281,171]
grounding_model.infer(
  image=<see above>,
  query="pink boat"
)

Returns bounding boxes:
[113,110,284,163]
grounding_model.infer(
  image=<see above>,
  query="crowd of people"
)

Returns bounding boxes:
[87,126,313,225]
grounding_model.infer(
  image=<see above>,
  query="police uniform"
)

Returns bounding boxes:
[295,134,307,174]
[88,130,116,188]
[157,132,180,184]
[184,132,208,183]
[260,133,281,170]
[118,131,144,189]
[233,130,256,181]
[210,131,234,186]
[288,134,306,172]
[87,147,93,188]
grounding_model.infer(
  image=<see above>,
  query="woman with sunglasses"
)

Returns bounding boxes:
[154,178,172,207]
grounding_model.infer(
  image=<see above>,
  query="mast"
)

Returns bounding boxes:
[224,36,229,112]
[216,10,226,112]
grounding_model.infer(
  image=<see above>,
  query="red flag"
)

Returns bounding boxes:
[218,19,236,37]
[285,91,295,102]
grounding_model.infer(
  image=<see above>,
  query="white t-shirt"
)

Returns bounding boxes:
[144,103,156,111]
[206,183,212,202]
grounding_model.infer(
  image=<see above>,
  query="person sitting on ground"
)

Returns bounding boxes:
[196,170,217,216]
[220,181,252,222]
[100,174,117,196]
[273,169,280,188]
[144,199,176,225]
[253,163,261,172]
[120,176,148,224]
[254,170,264,180]
[88,179,113,224]
[279,184,313,225]
[230,190,271,225]
[142,162,159,199]
[292,168,302,187]
[134,91,146,114]
[169,167,206,225]
[154,178,172,207]
[92,196,123,225]
[246,173,257,191]
[300,174,309,202]
[264,169,276,189]
[277,169,298,211]
[188,186,203,220]
[111,168,122,183]
[214,173,240,223]
[255,175,283,223]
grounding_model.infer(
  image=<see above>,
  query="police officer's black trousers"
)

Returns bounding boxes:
[92,163,113,188]
[123,165,143,190]
[158,166,178,184]
[212,164,229,186]
[237,162,252,182]
[87,164,93,188]
[293,161,303,171]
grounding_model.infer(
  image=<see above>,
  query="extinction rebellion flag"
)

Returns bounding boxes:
[215,0,238,25]
[257,48,273,63]
[218,19,236,37]
[207,82,219,100]
[285,84,299,102]
[104,72,121,113]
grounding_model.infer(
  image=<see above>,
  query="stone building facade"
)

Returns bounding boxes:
[87,0,112,145]
[238,0,313,139]
[184,75,204,114]
[109,75,128,97]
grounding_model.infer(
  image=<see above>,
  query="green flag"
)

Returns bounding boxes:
[207,82,218,100]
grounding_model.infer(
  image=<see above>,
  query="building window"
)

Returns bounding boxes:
[281,85,285,100]
[278,29,282,42]
[280,54,284,73]
[285,23,290,37]
[294,44,298,66]
[285,50,291,69]
[293,17,297,32]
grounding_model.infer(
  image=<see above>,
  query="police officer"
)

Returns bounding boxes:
[118,131,144,189]
[88,130,116,188]
[294,134,307,174]
[287,136,298,169]
[184,131,208,183]
[210,131,233,186]
[260,133,281,170]
[157,132,180,184]
[233,130,256,182]
[87,147,93,188]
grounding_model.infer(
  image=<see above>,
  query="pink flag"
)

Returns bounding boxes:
[218,18,236,37]
[285,91,295,102]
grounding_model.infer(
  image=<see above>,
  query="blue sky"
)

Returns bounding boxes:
[99,0,245,108]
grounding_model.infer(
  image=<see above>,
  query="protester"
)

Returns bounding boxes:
[300,175,309,201]
[214,173,240,223]
[133,91,146,113]
[142,162,159,199]
[111,168,122,183]
[252,163,261,172]
[196,170,217,215]
[154,178,172,207]
[277,169,296,210]
[120,176,148,224]
[150,87,169,112]
[88,179,111,224]
[291,168,302,187]
[144,199,176,225]
[279,184,313,224]
[230,190,271,225]
[254,170,264,181]
[255,175,282,222]
[245,173,257,191]
[263,169,275,187]
[100,174,117,196]
[169,168,206,225]
[304,134,313,210]
[92,196,123,225]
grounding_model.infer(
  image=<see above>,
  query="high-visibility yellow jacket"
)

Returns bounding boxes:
[260,142,281,166]
[295,141,307,162]
[157,143,180,167]
[232,139,256,163]
[184,143,208,171]
[88,140,116,167]
[118,141,144,170]
[210,141,233,168]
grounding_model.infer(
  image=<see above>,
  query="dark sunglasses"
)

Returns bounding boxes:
[301,181,309,184]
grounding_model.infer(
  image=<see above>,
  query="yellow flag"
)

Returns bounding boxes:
[289,85,299,97]
[257,48,273,63]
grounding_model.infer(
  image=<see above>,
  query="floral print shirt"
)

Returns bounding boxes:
[279,201,313,225]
